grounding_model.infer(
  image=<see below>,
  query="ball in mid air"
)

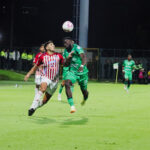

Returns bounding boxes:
[62,21,74,32]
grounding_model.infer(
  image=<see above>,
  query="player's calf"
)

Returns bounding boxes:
[65,80,76,113]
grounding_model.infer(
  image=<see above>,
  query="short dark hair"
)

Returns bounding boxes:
[62,37,73,42]
[40,43,45,47]
[44,40,53,51]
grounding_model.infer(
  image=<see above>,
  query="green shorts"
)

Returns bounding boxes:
[65,71,88,90]
[124,71,132,80]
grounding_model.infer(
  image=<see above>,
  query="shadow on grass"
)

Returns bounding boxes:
[29,116,56,124]
[59,100,68,104]
[61,117,88,126]
[29,116,88,126]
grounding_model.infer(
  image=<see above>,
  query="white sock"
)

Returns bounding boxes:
[35,87,39,95]
[32,88,39,103]
[30,88,39,109]
[30,91,43,110]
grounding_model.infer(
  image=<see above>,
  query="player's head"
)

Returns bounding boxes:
[39,44,45,53]
[44,40,55,52]
[63,37,74,52]
[127,54,132,60]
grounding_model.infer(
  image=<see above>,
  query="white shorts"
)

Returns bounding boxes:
[41,76,58,95]
[35,75,42,85]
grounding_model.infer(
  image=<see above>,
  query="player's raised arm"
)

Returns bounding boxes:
[78,53,86,72]
[24,64,38,81]
[24,53,43,81]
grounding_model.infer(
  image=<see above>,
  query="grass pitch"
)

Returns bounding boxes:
[0,81,150,150]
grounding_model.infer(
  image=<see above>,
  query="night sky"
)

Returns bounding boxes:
[0,0,150,49]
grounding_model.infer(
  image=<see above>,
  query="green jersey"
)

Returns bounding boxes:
[63,44,88,75]
[123,60,135,72]
[62,49,69,80]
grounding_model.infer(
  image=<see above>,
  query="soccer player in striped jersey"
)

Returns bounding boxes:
[32,44,45,108]
[24,41,63,116]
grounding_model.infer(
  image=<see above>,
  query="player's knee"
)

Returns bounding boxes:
[36,85,40,89]
[40,87,47,93]
[62,80,65,86]
[65,80,71,88]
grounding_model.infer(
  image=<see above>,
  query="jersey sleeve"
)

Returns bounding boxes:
[36,55,43,66]
[33,54,38,64]
[76,45,84,54]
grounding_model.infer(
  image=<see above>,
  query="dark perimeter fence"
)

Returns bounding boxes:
[0,47,150,83]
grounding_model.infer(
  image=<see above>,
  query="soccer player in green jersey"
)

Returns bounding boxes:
[122,54,135,92]
[63,37,89,113]
[58,41,76,101]
[58,42,75,101]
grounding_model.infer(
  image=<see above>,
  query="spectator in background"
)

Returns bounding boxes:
[138,68,145,84]
[0,49,5,69]
[27,52,33,71]
[21,50,28,71]
[5,49,10,69]
[16,49,20,71]
[147,70,150,84]
[12,49,20,70]
[9,50,13,69]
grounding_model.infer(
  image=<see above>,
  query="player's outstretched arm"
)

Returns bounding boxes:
[24,65,38,81]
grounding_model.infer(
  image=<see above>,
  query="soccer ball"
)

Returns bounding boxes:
[62,21,74,32]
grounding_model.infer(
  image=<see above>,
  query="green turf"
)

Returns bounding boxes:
[0,81,150,150]
[0,69,34,81]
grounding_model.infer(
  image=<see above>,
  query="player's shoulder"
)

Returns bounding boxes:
[74,44,83,50]
[38,53,46,60]
[36,52,43,57]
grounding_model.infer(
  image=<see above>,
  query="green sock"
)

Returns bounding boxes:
[124,81,128,87]
[68,98,74,106]
[128,81,131,89]
[59,84,64,94]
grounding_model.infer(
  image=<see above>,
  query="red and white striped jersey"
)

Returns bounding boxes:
[36,52,63,80]
[33,52,43,76]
